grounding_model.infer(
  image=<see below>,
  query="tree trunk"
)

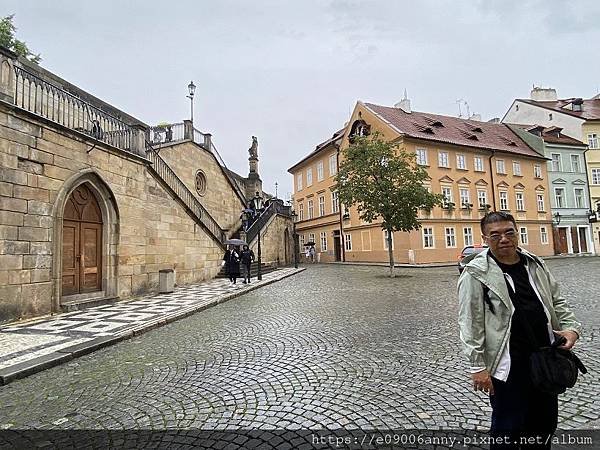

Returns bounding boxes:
[387,229,395,278]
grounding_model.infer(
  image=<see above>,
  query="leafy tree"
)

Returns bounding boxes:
[335,132,443,277]
[0,14,41,63]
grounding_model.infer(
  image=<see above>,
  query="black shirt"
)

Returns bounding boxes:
[491,253,551,361]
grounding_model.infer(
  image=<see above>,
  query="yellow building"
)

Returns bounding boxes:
[290,100,555,264]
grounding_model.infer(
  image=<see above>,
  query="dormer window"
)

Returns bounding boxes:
[549,113,553,121]
[349,120,370,142]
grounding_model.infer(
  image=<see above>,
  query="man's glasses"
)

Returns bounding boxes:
[485,230,517,242]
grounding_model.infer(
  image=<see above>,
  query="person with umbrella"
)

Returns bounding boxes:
[222,243,241,286]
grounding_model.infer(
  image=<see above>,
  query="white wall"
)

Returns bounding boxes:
[503,101,585,141]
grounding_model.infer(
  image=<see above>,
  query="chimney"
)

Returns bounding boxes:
[530,87,557,102]
[469,113,482,122]
[394,89,411,113]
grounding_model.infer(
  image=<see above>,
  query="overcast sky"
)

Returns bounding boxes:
[4,0,600,200]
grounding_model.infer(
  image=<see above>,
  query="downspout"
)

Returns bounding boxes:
[337,145,346,262]
[488,150,497,210]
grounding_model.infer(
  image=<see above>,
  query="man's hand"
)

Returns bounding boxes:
[472,370,494,395]
[554,329,579,350]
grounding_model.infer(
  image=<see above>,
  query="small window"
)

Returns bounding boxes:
[438,151,450,168]
[456,154,467,170]
[540,226,548,244]
[499,191,509,210]
[195,170,207,196]
[515,192,525,211]
[445,227,456,248]
[534,164,542,178]
[588,134,599,149]
[592,169,600,185]
[477,190,488,209]
[320,232,327,251]
[329,154,337,176]
[520,227,528,245]
[423,227,434,248]
[306,168,313,186]
[317,161,324,182]
[512,161,521,176]
[307,199,314,219]
[416,148,428,166]
[318,195,325,216]
[474,156,484,172]
[554,188,566,208]
[463,227,474,246]
[331,191,339,214]
[296,174,303,191]
[442,186,453,207]
[536,194,545,212]
[344,233,352,251]
[550,154,561,172]
[574,188,585,209]
[496,159,506,174]
[570,154,581,173]
[459,188,470,208]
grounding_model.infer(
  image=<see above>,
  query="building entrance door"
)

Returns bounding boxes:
[62,184,103,296]
[333,231,341,262]
[579,228,588,253]
[556,227,569,254]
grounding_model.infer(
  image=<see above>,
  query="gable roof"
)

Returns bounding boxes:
[515,98,600,120]
[512,124,588,147]
[363,102,544,159]
[288,128,345,172]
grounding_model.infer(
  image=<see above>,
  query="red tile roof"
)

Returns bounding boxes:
[363,103,545,158]
[287,128,345,173]
[513,124,587,147]
[517,98,600,120]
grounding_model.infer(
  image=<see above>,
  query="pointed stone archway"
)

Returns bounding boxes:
[52,170,119,312]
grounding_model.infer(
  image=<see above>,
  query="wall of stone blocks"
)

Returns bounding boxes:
[158,142,245,232]
[249,214,294,266]
[0,105,227,323]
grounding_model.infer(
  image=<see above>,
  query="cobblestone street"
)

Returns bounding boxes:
[0,258,598,448]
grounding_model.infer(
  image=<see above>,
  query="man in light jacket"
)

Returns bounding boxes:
[458,212,581,449]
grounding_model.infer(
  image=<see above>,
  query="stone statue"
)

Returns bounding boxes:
[248,136,258,159]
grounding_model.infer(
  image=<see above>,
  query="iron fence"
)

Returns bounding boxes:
[13,66,134,152]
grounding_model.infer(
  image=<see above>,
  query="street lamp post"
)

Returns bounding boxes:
[253,192,264,280]
[291,210,298,268]
[553,212,561,226]
[187,81,196,124]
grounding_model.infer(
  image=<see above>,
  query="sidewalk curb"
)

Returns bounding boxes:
[0,268,305,386]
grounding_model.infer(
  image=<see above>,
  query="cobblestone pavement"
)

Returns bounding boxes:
[0,258,598,449]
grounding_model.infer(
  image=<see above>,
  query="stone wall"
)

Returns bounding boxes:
[0,104,227,323]
[158,142,244,232]
[249,214,294,266]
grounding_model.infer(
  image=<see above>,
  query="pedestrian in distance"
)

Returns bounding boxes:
[240,244,255,284]
[457,212,581,449]
[223,245,240,286]
[309,245,316,263]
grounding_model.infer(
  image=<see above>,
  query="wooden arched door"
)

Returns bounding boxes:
[62,184,103,296]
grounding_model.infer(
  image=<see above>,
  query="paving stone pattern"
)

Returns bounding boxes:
[0,259,598,449]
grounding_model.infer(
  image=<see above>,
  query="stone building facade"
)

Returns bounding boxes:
[0,48,292,324]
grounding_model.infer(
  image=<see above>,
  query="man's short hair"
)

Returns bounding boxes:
[480,211,517,234]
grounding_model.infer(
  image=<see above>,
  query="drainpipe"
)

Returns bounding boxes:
[337,145,346,262]
[488,150,497,210]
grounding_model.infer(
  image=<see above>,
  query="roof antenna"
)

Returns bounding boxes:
[456,99,463,118]
[403,88,408,100]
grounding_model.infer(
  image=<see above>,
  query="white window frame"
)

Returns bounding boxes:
[477,189,488,209]
[496,159,506,174]
[499,191,509,210]
[512,161,521,176]
[474,156,484,172]
[554,187,566,208]
[515,192,525,211]
[307,199,314,219]
[416,148,428,166]
[438,151,450,168]
[459,188,470,208]
[550,154,561,172]
[442,186,453,206]
[456,154,467,170]
[320,232,327,251]
[299,234,305,248]
[534,164,542,178]
[331,191,339,214]
[316,161,324,182]
[296,174,303,191]
[574,188,585,209]
[344,233,352,251]
[536,193,545,212]
[445,227,456,248]
[383,230,394,250]
[592,168,600,185]
[422,227,434,249]
[588,133,599,149]
[463,227,474,247]
[329,154,337,176]
[298,202,304,221]
[570,154,581,173]
[519,227,528,245]
[308,233,315,244]
[306,168,313,186]
[540,226,548,245]
[318,195,325,216]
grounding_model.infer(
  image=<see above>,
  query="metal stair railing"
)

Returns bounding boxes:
[145,142,226,245]
[246,201,292,245]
